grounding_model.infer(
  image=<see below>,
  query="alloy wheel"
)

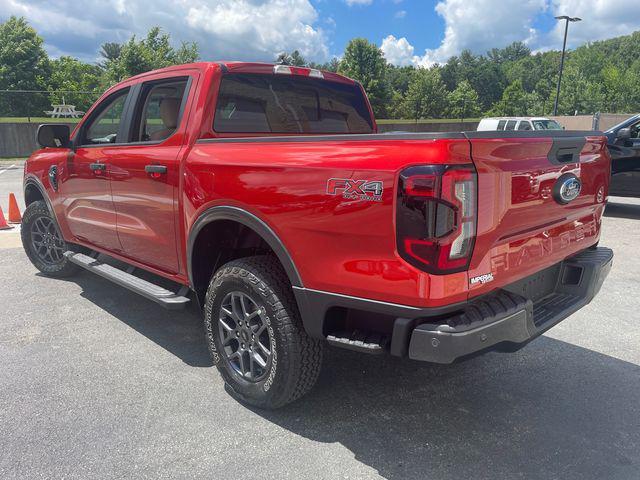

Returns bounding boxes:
[30,216,65,265]
[218,291,273,382]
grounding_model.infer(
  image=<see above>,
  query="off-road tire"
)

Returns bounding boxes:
[204,256,323,409]
[21,200,79,278]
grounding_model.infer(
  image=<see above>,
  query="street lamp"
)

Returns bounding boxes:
[553,15,582,116]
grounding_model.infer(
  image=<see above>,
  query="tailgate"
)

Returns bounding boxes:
[465,131,610,299]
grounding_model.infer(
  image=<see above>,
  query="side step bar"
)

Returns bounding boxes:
[327,330,388,354]
[64,252,190,310]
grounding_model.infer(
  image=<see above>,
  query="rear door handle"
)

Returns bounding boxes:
[89,162,106,171]
[145,165,167,174]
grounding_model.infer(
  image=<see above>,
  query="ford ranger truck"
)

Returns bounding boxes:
[23,62,613,409]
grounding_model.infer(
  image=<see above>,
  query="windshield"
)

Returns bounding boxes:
[532,119,563,130]
[214,73,374,134]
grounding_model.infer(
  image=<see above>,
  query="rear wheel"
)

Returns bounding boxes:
[204,256,323,409]
[21,201,79,277]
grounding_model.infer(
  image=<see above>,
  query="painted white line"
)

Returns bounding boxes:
[0,164,16,175]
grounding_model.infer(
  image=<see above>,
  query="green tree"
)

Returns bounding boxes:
[0,16,51,116]
[400,67,448,119]
[338,38,390,118]
[99,42,122,63]
[48,56,102,111]
[489,80,531,116]
[276,50,307,66]
[488,41,531,64]
[103,27,198,83]
[446,80,481,119]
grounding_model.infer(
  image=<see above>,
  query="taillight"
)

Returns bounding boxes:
[396,164,477,274]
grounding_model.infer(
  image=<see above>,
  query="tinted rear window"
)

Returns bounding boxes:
[213,73,374,134]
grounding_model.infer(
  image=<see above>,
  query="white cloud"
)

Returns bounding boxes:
[186,0,328,61]
[413,0,546,66]
[539,0,640,50]
[394,10,407,19]
[404,0,640,66]
[0,0,330,62]
[345,0,373,6]
[380,35,417,66]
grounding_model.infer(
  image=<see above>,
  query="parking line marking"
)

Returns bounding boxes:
[0,164,16,175]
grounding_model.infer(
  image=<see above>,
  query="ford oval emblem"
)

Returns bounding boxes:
[553,173,581,204]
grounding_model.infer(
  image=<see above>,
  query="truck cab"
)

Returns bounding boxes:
[477,117,563,132]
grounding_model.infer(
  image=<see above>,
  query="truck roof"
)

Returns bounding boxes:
[480,117,553,121]
[125,61,356,85]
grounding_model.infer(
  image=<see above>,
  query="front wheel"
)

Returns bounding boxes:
[21,200,79,277]
[204,256,323,409]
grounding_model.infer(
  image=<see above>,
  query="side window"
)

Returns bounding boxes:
[497,120,506,130]
[83,89,130,145]
[517,121,532,131]
[631,122,640,139]
[505,120,517,131]
[132,78,188,142]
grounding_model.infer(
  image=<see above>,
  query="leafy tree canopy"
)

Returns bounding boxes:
[338,38,391,117]
[2,16,640,120]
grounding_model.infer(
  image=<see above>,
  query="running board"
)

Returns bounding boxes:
[326,330,388,354]
[64,252,190,310]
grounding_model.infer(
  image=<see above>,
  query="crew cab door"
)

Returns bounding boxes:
[61,87,132,251]
[610,118,640,197]
[108,75,194,274]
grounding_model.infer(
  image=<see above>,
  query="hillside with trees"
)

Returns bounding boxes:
[1,15,639,120]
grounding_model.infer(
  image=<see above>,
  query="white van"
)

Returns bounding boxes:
[477,117,563,131]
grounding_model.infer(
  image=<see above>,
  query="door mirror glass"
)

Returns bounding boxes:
[82,89,129,145]
[617,127,631,141]
[37,124,70,148]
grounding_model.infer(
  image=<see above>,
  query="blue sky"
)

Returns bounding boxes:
[315,0,447,56]
[1,0,639,66]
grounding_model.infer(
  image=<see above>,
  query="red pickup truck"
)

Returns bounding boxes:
[23,62,613,408]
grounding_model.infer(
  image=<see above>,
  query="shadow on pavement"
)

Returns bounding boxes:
[48,270,213,368]
[256,343,639,480]
[50,267,639,480]
[605,200,640,220]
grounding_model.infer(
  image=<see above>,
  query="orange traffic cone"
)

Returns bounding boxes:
[8,193,21,223]
[0,206,12,230]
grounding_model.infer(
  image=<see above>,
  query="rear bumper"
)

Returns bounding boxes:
[408,247,613,363]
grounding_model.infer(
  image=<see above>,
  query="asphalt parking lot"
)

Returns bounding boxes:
[0,162,639,479]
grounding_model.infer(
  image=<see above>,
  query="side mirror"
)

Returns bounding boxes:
[37,124,71,148]
[616,127,631,141]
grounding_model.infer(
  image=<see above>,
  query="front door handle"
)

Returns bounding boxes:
[145,165,167,175]
[89,162,106,171]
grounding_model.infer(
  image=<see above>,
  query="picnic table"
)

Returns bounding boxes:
[45,104,85,118]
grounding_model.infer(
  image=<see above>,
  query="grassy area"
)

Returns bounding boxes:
[0,117,81,124]
[376,118,481,124]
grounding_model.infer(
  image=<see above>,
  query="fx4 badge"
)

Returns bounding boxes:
[326,178,383,202]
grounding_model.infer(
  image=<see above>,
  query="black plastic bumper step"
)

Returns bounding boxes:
[327,330,388,354]
[407,247,613,364]
[64,252,190,310]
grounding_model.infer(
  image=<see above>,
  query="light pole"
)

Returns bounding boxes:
[553,15,582,116]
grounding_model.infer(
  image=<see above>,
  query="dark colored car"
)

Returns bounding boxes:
[605,114,640,197]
